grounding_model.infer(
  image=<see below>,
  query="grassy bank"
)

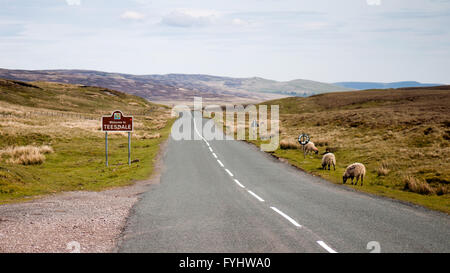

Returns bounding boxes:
[214,86,450,213]
[0,79,173,204]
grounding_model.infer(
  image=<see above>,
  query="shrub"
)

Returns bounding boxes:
[377,166,390,176]
[444,131,450,141]
[436,186,449,196]
[39,145,54,154]
[314,139,329,147]
[2,145,53,165]
[403,176,435,195]
[280,139,300,150]
[141,133,161,139]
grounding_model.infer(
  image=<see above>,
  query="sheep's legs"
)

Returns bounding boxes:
[354,175,362,186]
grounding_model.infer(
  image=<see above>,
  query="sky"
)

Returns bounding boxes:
[0,0,449,83]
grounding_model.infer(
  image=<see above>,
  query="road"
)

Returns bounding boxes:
[119,112,450,253]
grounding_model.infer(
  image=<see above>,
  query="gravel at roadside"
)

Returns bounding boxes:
[0,142,166,253]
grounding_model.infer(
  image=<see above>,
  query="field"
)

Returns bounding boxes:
[0,79,172,204]
[218,86,450,213]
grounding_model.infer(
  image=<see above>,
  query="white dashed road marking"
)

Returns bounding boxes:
[270,207,302,228]
[317,241,338,253]
[195,115,339,254]
[247,190,265,202]
[217,160,224,168]
[233,179,245,188]
[225,169,234,177]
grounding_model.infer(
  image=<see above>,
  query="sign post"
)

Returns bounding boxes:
[298,133,310,158]
[128,132,131,165]
[101,110,134,167]
[105,132,108,167]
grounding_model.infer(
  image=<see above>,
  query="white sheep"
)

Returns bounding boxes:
[321,152,336,170]
[343,163,366,186]
[303,141,319,155]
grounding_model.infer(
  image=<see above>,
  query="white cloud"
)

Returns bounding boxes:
[161,9,220,27]
[120,11,145,20]
[367,0,382,6]
[302,22,330,30]
[231,18,250,26]
[66,0,81,6]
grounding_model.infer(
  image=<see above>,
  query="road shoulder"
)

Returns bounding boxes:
[0,140,167,253]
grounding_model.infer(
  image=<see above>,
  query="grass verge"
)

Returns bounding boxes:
[0,120,173,204]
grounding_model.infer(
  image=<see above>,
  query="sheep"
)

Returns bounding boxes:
[321,152,336,170]
[303,141,319,155]
[343,163,366,186]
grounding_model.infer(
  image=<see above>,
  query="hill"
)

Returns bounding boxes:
[246,86,450,213]
[0,68,350,104]
[147,74,353,97]
[0,79,161,115]
[334,81,442,90]
[0,79,172,204]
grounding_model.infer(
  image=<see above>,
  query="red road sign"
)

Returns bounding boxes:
[102,110,133,132]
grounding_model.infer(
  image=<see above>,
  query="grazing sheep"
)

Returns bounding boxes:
[303,141,319,155]
[343,163,366,186]
[321,153,336,170]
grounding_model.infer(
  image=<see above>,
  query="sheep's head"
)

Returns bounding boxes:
[314,149,319,155]
[343,175,348,184]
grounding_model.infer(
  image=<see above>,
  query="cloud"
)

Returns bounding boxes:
[66,0,81,6]
[367,0,382,6]
[160,9,220,27]
[120,11,145,20]
[231,18,250,26]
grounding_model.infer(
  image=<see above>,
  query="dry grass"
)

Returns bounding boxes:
[403,176,435,195]
[1,145,53,165]
[39,145,54,154]
[377,161,391,176]
[280,139,301,150]
[377,166,390,176]
[139,133,161,140]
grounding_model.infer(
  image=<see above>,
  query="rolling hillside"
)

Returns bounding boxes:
[0,69,350,104]
[334,81,442,90]
[147,74,352,97]
[0,79,160,115]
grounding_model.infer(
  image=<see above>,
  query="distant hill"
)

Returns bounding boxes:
[149,74,353,97]
[0,78,163,114]
[333,81,442,90]
[0,69,350,104]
